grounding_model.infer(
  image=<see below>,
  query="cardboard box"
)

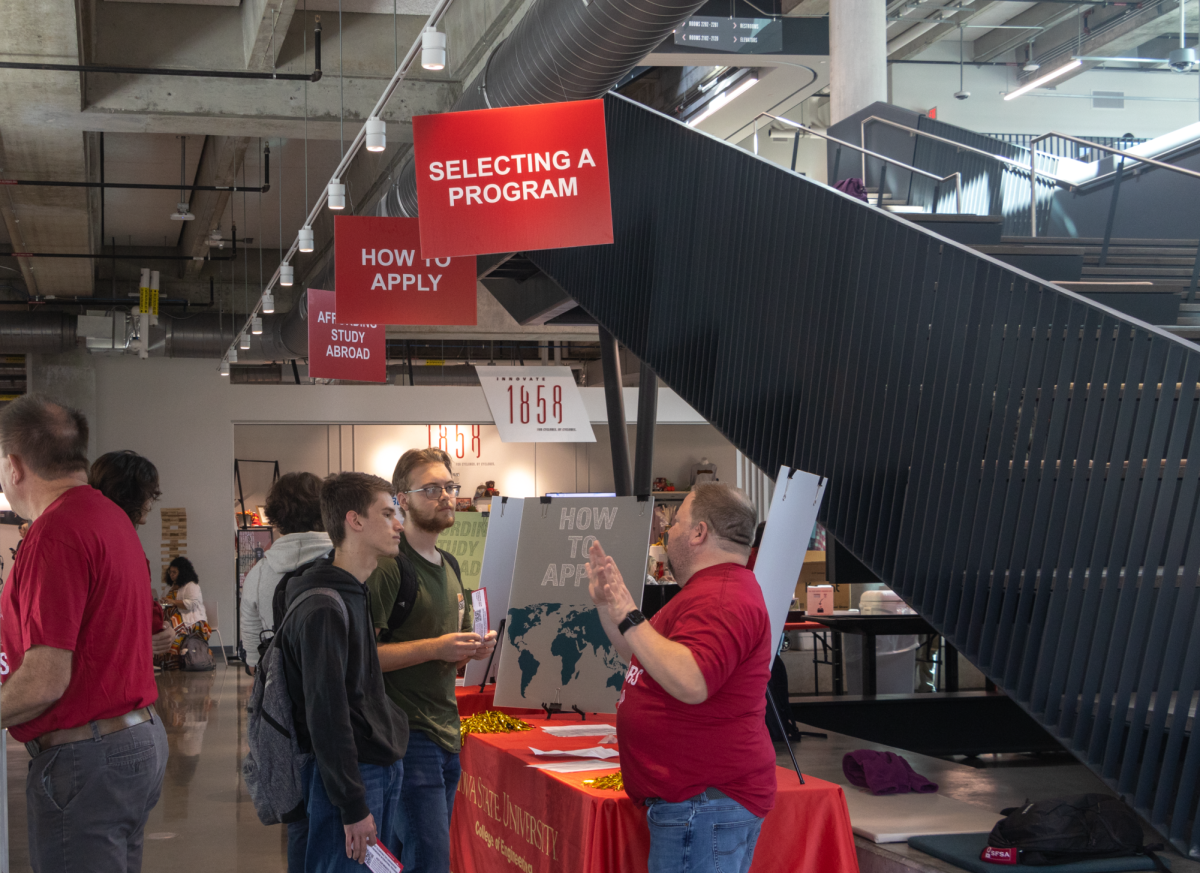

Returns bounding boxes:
[806,584,834,616]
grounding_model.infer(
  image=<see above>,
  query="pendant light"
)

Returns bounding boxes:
[366,117,386,152]
[280,262,294,286]
[240,332,251,350]
[228,348,239,364]
[220,361,230,376]
[262,292,275,314]
[328,179,345,210]
[422,27,446,71]
[252,316,263,335]
[298,225,314,252]
[170,136,196,221]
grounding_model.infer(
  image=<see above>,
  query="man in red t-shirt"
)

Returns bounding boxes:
[0,394,166,873]
[588,483,775,873]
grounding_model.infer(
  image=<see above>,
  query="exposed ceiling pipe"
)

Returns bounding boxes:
[379,0,715,217]
[0,200,37,297]
[4,224,239,263]
[0,24,322,82]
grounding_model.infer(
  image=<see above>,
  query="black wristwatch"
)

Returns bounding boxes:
[618,609,646,635]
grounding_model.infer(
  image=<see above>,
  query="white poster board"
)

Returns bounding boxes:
[463,497,525,687]
[475,365,596,442]
[751,466,827,658]
[494,496,653,713]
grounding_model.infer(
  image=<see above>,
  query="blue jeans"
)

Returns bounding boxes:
[646,793,764,873]
[287,817,309,873]
[301,758,403,873]
[397,731,462,873]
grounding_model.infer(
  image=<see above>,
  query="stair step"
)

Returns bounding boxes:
[1004,236,1200,248]
[1084,257,1198,267]
[1084,267,1195,278]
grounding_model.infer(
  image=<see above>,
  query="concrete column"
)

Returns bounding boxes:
[829,0,888,125]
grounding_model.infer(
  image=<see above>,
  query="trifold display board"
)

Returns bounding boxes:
[463,496,524,687]
[751,467,827,657]
[493,496,653,714]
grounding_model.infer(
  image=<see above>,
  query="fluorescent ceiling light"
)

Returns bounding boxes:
[1072,55,1168,64]
[1003,59,1082,100]
[687,76,759,127]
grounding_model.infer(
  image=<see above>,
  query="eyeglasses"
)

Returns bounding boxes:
[405,483,461,500]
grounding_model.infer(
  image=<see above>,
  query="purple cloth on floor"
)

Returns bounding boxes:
[834,178,870,202]
[843,750,939,795]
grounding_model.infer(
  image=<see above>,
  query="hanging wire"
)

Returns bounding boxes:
[243,164,249,327]
[259,139,264,305]
[278,138,284,268]
[339,0,344,160]
[304,0,310,217]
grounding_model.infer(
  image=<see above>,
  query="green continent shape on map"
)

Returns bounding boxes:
[517,649,541,697]
[549,607,627,692]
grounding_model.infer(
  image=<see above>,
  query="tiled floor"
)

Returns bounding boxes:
[4,666,1196,873]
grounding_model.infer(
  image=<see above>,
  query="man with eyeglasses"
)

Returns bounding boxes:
[365,448,497,873]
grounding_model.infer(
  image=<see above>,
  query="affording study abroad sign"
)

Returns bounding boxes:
[306,288,386,382]
[412,99,614,258]
[334,216,477,325]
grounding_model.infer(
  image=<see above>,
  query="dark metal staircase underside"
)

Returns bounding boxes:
[525,93,1200,857]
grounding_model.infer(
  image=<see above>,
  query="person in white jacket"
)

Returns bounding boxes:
[240,472,332,672]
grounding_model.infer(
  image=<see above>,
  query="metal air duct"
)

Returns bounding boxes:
[379,0,710,217]
[0,312,77,354]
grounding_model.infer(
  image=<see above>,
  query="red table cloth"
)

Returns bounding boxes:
[456,685,544,719]
[449,718,860,873]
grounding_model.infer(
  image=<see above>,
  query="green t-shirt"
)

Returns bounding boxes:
[366,534,472,753]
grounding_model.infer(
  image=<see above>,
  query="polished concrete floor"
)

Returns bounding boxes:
[4,665,1196,872]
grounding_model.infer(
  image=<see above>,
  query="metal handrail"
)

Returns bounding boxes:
[751,113,963,214]
[1028,131,1200,237]
[861,116,1075,186]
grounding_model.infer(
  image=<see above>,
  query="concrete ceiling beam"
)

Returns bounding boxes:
[783,0,831,18]
[888,1,998,60]
[971,1,1086,61]
[180,136,253,276]
[244,0,300,70]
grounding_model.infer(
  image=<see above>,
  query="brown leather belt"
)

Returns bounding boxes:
[25,706,156,756]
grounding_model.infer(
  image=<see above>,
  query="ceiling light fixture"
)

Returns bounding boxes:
[262,292,275,314]
[422,27,447,71]
[328,179,345,210]
[170,136,196,220]
[298,225,315,252]
[280,262,294,286]
[686,74,759,127]
[252,316,263,335]
[240,332,251,349]
[228,348,239,364]
[220,361,230,376]
[1003,59,1082,100]
[365,117,387,152]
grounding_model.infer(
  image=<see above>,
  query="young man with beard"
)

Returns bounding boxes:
[366,448,497,873]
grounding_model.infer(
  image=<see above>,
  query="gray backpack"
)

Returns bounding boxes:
[242,587,348,826]
[179,631,214,672]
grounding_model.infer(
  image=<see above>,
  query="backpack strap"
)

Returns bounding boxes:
[278,586,349,637]
[271,550,335,632]
[381,548,464,640]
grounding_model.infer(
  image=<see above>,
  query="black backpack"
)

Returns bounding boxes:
[987,794,1162,867]
[261,548,463,656]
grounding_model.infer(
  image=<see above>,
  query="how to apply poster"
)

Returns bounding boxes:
[494,496,653,713]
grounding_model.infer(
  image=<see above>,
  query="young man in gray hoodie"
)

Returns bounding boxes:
[239,471,333,872]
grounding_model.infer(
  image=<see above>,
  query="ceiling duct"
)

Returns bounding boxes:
[0,312,77,355]
[378,0,712,218]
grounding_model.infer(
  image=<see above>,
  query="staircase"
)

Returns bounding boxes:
[527,92,1200,857]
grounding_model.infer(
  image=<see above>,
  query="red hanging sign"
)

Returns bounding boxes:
[412,99,614,259]
[306,288,386,383]
[334,216,477,325]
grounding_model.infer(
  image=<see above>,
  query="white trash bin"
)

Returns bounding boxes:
[843,590,920,695]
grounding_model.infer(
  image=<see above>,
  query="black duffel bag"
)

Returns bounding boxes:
[986,794,1164,868]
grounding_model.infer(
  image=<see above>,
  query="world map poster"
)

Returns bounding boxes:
[494,496,653,714]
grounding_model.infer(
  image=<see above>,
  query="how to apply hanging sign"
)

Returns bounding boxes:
[334,216,477,325]
[412,100,614,258]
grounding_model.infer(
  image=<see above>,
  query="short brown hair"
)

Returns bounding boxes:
[89,450,161,525]
[0,394,89,479]
[689,483,757,552]
[266,472,325,535]
[321,472,394,547]
[391,448,454,494]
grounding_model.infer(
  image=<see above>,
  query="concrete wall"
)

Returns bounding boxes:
[46,356,723,654]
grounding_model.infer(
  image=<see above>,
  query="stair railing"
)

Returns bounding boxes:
[1029,132,1200,300]
[750,112,963,214]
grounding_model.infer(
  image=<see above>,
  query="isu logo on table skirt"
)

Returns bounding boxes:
[412,99,614,258]
[306,288,386,383]
[334,215,476,325]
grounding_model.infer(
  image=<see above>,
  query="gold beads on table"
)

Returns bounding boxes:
[582,771,624,791]
[460,710,534,742]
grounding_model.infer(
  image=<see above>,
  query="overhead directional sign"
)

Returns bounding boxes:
[475,365,596,443]
[673,16,783,53]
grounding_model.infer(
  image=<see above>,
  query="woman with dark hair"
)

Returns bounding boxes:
[89,449,162,527]
[88,450,175,659]
[161,555,210,669]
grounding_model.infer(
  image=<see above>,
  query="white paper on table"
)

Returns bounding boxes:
[528,759,621,773]
[472,588,489,639]
[530,746,620,759]
[365,842,402,873]
[540,724,617,737]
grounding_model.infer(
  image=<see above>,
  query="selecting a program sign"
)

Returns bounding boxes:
[412,99,614,258]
